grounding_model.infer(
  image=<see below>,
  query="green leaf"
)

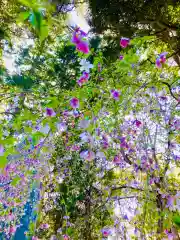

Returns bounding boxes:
[173,215,180,227]
[18,0,32,7]
[17,11,30,23]
[40,23,48,42]
[0,155,7,168]
[29,11,42,32]
[11,176,21,186]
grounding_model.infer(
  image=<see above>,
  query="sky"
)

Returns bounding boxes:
[68,6,90,32]
[3,5,90,73]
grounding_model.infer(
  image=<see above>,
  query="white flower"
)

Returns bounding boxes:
[79,59,93,73]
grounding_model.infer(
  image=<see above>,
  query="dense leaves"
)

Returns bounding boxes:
[0,1,179,240]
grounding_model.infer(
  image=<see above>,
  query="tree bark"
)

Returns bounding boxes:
[156,193,163,238]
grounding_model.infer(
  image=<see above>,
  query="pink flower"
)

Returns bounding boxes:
[101,228,111,237]
[134,120,142,127]
[111,89,120,100]
[72,28,89,54]
[70,98,79,109]
[156,52,168,68]
[9,226,16,234]
[120,38,130,48]
[0,144,4,156]
[63,235,70,240]
[32,237,39,240]
[83,71,89,79]
[46,108,56,117]
[77,72,89,86]
[7,213,14,221]
[76,41,89,54]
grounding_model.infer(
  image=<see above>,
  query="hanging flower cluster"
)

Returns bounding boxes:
[71,27,89,54]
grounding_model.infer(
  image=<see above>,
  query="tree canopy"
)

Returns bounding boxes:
[87,0,180,65]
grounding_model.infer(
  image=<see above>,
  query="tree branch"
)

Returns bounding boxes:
[161,81,179,102]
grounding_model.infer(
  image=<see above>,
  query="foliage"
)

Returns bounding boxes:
[87,0,180,65]
[0,1,180,240]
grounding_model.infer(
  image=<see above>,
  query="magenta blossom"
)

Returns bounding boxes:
[156,52,168,68]
[120,37,130,48]
[77,72,89,86]
[101,228,111,237]
[134,119,142,127]
[72,28,89,54]
[46,108,56,117]
[76,41,89,54]
[71,33,80,44]
[70,98,79,108]
[111,89,120,100]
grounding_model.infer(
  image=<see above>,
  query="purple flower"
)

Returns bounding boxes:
[101,228,111,237]
[80,150,95,161]
[134,119,142,127]
[63,235,70,240]
[77,72,89,86]
[76,41,89,54]
[123,214,129,220]
[72,28,89,54]
[113,155,121,164]
[120,37,130,48]
[46,108,56,117]
[164,230,175,240]
[40,223,49,229]
[111,89,120,100]
[71,33,81,44]
[156,52,168,68]
[70,98,79,109]
[0,144,4,156]
[119,55,123,60]
[166,196,175,208]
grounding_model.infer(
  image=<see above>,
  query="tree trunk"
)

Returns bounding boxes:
[156,193,163,238]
